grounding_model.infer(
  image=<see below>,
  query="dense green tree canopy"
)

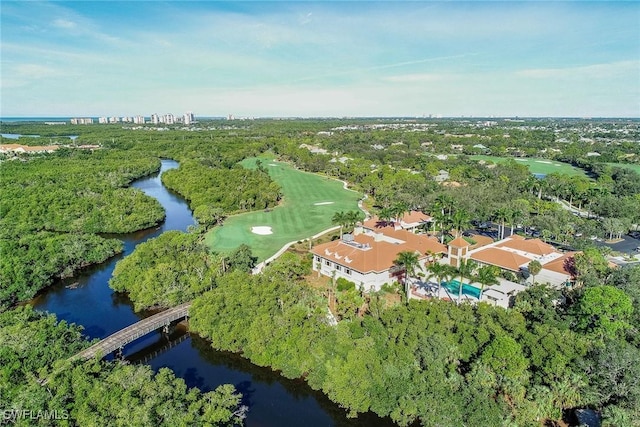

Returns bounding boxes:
[0,306,243,426]
[110,231,217,311]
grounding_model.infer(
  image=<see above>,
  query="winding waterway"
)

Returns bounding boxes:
[31,159,394,427]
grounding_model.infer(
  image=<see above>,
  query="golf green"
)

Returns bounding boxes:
[205,157,361,261]
[470,155,588,177]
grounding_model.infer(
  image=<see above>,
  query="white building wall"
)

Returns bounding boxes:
[535,269,570,288]
[313,256,393,292]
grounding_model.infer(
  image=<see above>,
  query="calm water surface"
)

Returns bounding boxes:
[31,159,394,427]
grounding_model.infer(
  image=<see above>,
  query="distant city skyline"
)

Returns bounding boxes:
[2,1,639,118]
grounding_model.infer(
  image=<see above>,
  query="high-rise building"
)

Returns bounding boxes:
[151,114,160,125]
[183,111,195,125]
[71,118,94,125]
[164,114,175,124]
[133,115,145,124]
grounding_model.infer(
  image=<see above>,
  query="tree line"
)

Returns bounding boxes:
[0,150,166,310]
[187,252,639,426]
[0,305,244,426]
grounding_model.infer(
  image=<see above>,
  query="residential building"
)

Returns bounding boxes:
[311,223,446,292]
[453,234,575,288]
[0,144,59,154]
[362,210,432,233]
[70,118,94,125]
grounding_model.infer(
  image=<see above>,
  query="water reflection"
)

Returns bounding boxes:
[30,159,397,426]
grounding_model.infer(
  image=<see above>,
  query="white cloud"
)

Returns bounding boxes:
[383,73,448,83]
[517,61,640,80]
[52,18,77,29]
[14,64,61,79]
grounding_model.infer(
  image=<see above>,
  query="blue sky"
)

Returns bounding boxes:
[1,1,639,117]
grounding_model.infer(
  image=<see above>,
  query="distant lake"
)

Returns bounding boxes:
[0,117,74,122]
[1,133,41,139]
[1,133,78,140]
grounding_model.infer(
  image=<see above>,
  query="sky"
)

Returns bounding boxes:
[1,1,639,118]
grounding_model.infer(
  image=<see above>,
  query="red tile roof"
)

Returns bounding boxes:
[312,230,445,274]
[448,236,470,248]
[471,247,531,271]
[363,210,431,230]
[497,237,556,256]
[542,252,575,276]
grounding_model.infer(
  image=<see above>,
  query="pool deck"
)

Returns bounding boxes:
[411,280,480,303]
[410,278,527,309]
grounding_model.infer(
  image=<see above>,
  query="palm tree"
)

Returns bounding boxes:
[533,178,546,200]
[455,259,477,305]
[509,208,524,236]
[522,176,537,196]
[332,211,348,239]
[528,260,542,285]
[394,251,422,302]
[426,262,453,299]
[433,211,451,243]
[451,209,471,237]
[434,194,454,217]
[474,265,500,300]
[493,207,511,239]
[378,207,394,226]
[391,202,409,224]
[345,210,363,230]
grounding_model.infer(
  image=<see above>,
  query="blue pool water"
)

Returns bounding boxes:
[442,280,481,299]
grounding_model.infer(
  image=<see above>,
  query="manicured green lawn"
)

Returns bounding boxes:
[470,155,588,177]
[205,157,361,261]
[605,162,640,174]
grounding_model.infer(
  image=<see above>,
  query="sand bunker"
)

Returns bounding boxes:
[268,163,278,166]
[314,201,335,206]
[251,226,273,235]
[536,160,553,164]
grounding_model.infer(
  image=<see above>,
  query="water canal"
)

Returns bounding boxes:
[31,159,394,427]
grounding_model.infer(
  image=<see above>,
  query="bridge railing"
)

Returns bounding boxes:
[71,302,191,361]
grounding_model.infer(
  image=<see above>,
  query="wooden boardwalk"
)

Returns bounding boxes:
[70,302,192,361]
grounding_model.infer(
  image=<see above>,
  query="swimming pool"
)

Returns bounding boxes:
[442,280,481,299]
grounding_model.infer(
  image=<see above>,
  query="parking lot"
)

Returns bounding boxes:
[467,223,640,256]
[596,234,640,255]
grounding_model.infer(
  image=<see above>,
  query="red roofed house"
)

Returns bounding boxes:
[311,224,446,292]
[362,210,432,233]
[451,235,576,288]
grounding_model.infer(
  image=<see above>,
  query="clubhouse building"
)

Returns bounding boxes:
[449,234,576,288]
[311,210,579,308]
[311,212,446,292]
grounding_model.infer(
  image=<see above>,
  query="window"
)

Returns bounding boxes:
[346,269,351,275]
[336,265,342,271]
[325,260,331,266]
[315,256,320,262]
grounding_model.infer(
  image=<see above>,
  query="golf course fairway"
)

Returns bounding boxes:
[205,157,361,261]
